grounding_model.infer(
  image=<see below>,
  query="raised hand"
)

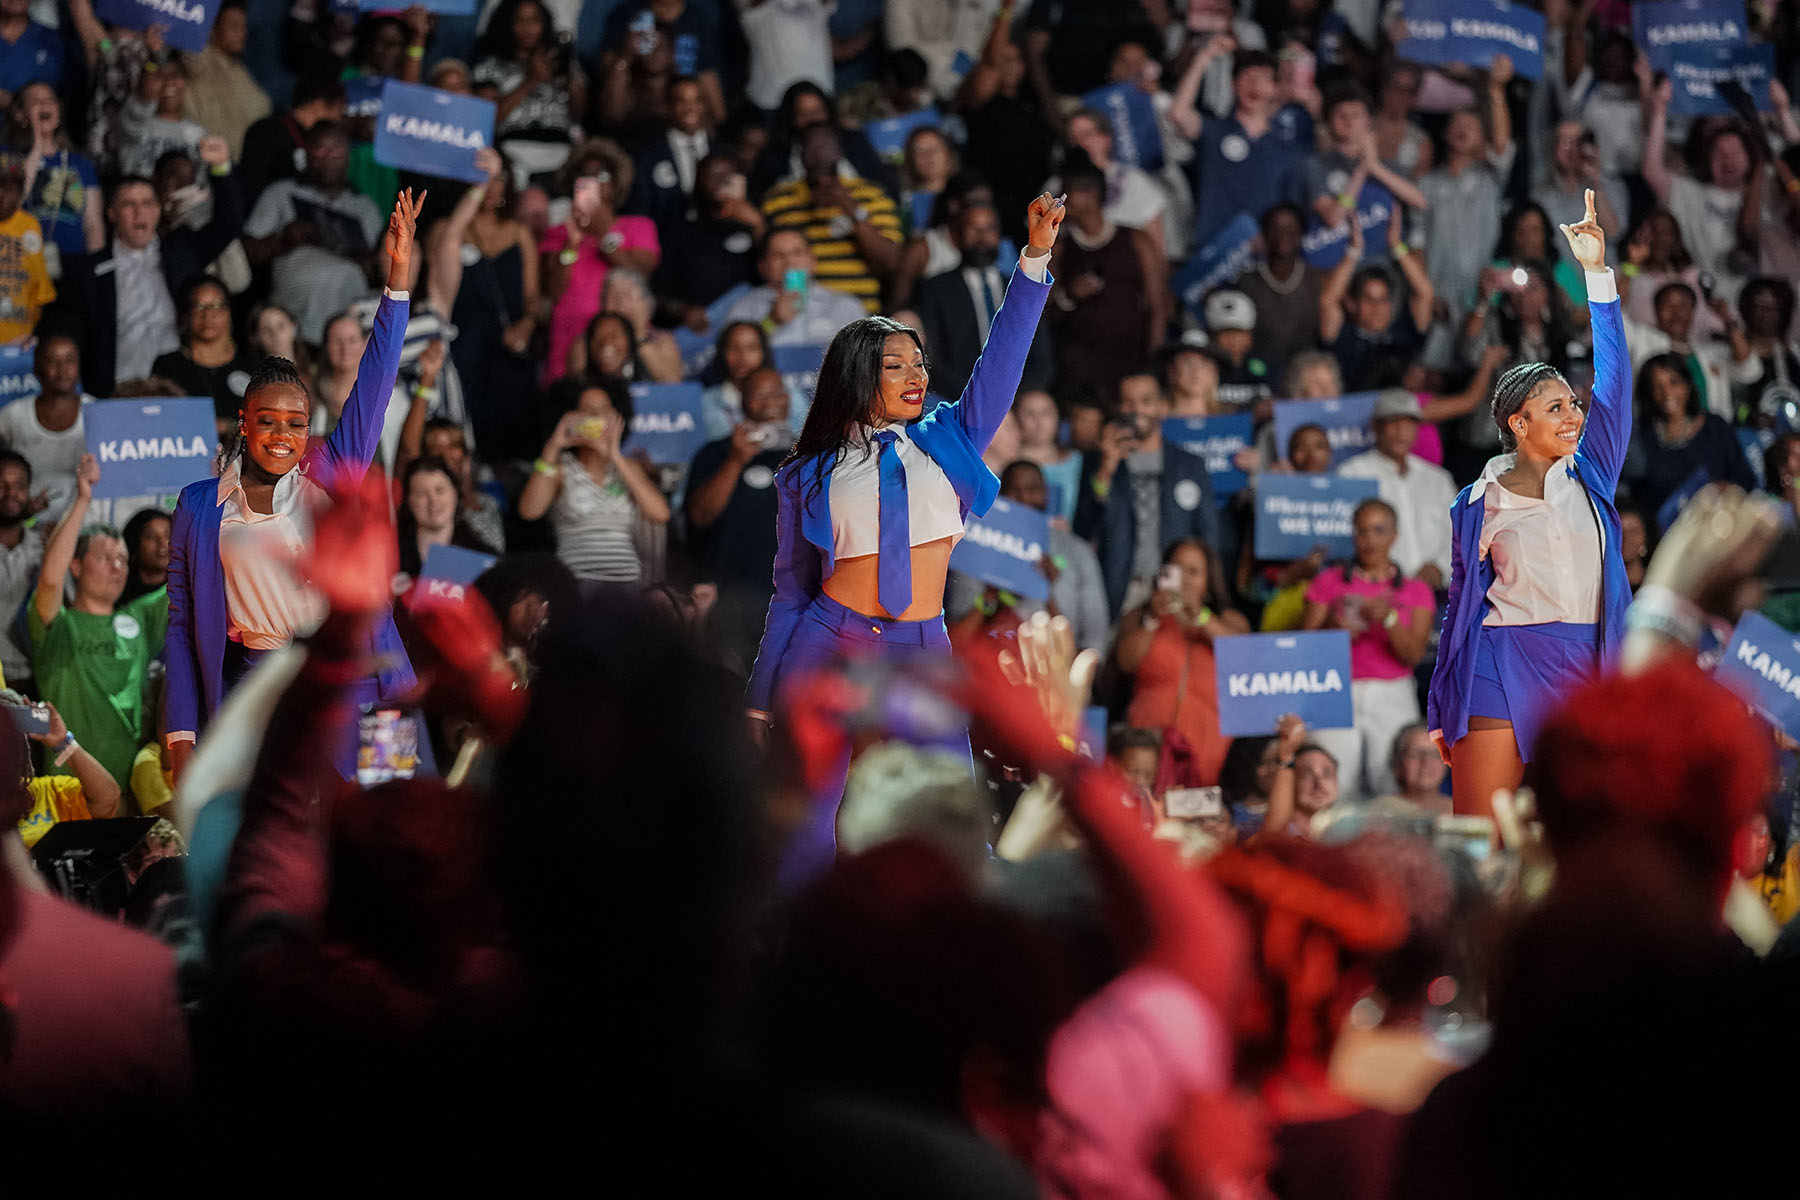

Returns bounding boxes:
[197,135,230,169]
[473,146,503,182]
[1026,191,1065,253]
[74,452,98,503]
[384,187,428,290]
[1558,187,1606,272]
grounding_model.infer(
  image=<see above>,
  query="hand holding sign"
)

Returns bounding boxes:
[385,187,426,292]
[1556,188,1606,273]
[74,453,97,506]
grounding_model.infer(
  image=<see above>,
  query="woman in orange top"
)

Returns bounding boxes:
[1114,537,1250,785]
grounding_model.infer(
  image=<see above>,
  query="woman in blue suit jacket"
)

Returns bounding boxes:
[746,193,1065,794]
[164,190,427,782]
[1427,191,1631,816]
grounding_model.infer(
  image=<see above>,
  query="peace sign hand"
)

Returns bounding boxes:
[385,187,428,291]
[1558,187,1606,273]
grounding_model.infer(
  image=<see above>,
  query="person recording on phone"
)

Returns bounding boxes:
[1076,371,1222,618]
[164,191,426,785]
[7,692,123,848]
[720,227,866,348]
[745,192,1064,798]
[1427,190,1631,818]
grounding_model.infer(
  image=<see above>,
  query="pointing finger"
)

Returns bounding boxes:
[1583,187,1596,224]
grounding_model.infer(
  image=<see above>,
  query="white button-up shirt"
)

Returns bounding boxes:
[113,237,179,383]
[1337,448,1457,582]
[1475,454,1604,626]
[216,457,325,649]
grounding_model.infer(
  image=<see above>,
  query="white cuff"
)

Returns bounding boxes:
[1583,268,1617,304]
[166,731,196,745]
[384,287,410,301]
[1018,249,1050,284]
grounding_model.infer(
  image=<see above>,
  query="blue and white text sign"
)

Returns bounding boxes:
[1214,630,1355,735]
[1254,473,1380,560]
[85,398,215,499]
[949,495,1052,601]
[1398,0,1546,80]
[96,0,220,54]
[624,382,708,465]
[1164,414,1254,500]
[372,81,496,184]
[1717,610,1800,742]
[1272,393,1380,468]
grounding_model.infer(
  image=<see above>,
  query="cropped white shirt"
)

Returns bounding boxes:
[829,425,965,558]
[1476,454,1604,627]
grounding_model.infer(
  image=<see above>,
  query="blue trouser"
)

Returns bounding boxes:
[774,591,965,891]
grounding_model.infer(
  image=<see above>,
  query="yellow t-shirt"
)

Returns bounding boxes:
[16,774,91,849]
[0,208,55,343]
[131,741,176,814]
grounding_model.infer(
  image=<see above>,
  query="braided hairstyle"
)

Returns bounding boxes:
[1490,360,1570,453]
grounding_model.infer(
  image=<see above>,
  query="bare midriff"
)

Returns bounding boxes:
[821,536,958,622]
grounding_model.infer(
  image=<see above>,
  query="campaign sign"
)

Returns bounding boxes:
[343,76,384,120]
[671,282,753,377]
[1301,191,1396,271]
[623,382,707,465]
[372,81,496,185]
[1254,473,1380,561]
[863,109,942,163]
[772,342,828,404]
[0,343,37,404]
[1633,0,1748,74]
[1163,413,1254,500]
[414,544,497,606]
[1214,630,1355,736]
[1081,83,1163,172]
[1668,43,1774,116]
[1174,213,1260,325]
[85,399,215,499]
[359,0,475,12]
[96,0,219,54]
[948,495,1052,601]
[1716,611,1800,742]
[1656,466,1712,533]
[1272,393,1380,468]
[1398,0,1546,81]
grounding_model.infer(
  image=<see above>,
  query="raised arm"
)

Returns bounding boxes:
[423,148,502,315]
[1642,77,1673,204]
[1485,54,1514,159]
[32,454,95,631]
[1317,217,1363,343]
[319,190,423,475]
[1562,190,1628,490]
[745,476,825,721]
[1169,32,1234,143]
[33,703,121,819]
[950,193,1062,450]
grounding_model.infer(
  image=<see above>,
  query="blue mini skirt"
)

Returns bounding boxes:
[1469,621,1600,762]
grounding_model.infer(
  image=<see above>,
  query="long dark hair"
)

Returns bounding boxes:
[784,316,927,502]
[1634,352,1703,421]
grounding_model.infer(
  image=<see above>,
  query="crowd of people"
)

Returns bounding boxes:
[3,0,1800,1189]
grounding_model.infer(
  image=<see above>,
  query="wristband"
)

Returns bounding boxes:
[210,162,230,177]
[414,383,439,400]
[99,37,114,54]
[1278,758,1296,770]
[1195,605,1213,625]
[142,60,157,73]
[1621,263,1640,277]
[747,708,773,724]
[1090,477,1111,500]
[54,732,78,768]
[558,247,579,267]
[406,45,425,59]
[532,457,560,476]
[1627,583,1705,648]
[1337,192,1355,209]
[974,593,998,617]
[1392,241,1411,257]
[759,316,778,334]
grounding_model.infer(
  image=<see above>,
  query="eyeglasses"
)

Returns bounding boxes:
[193,301,229,312]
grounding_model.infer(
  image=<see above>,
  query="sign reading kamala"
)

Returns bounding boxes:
[96,0,219,54]
[1081,83,1163,172]
[1174,213,1260,324]
[415,543,497,607]
[1272,393,1380,468]
[1213,630,1355,736]
[1254,474,1380,561]
[372,81,497,185]
[0,343,38,403]
[772,343,828,404]
[863,109,942,163]
[623,382,707,465]
[1398,0,1545,81]
[1633,0,1748,74]
[1163,413,1254,499]
[1668,43,1774,117]
[1716,610,1800,742]
[84,399,215,500]
[948,495,1052,601]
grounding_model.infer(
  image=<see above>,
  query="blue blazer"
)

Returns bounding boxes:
[166,292,415,742]
[1426,286,1633,749]
[745,266,1052,712]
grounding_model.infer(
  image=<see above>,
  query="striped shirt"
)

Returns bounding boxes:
[760,176,903,313]
[550,453,643,583]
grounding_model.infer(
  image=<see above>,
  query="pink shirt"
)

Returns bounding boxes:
[1411,406,1444,466]
[540,215,661,384]
[1305,569,1435,680]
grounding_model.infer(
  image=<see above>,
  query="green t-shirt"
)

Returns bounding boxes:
[28,587,168,790]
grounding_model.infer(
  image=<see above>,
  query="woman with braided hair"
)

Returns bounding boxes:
[1426,190,1629,816]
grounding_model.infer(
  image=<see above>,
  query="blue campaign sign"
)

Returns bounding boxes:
[1716,610,1800,742]
[96,0,219,54]
[414,544,497,607]
[1272,393,1380,468]
[1081,83,1163,172]
[772,342,828,403]
[863,109,942,163]
[1668,43,1774,117]
[359,0,475,12]
[1213,630,1355,736]
[0,343,37,404]
[343,76,384,120]
[1163,414,1254,500]
[1253,473,1380,561]
[372,81,496,185]
[1633,0,1748,74]
[1398,0,1546,81]
[1656,466,1712,533]
[624,382,707,465]
[671,282,753,378]
[84,398,215,500]
[1301,190,1396,271]
[948,495,1052,601]
[1174,213,1260,324]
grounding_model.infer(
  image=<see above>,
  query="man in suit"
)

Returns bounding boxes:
[49,136,244,399]
[627,74,714,244]
[1075,371,1222,617]
[915,200,1054,402]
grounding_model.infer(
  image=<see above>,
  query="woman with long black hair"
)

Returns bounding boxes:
[746,193,1064,781]
[1428,191,1630,816]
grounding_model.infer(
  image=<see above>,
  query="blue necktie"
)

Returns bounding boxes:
[873,430,911,617]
